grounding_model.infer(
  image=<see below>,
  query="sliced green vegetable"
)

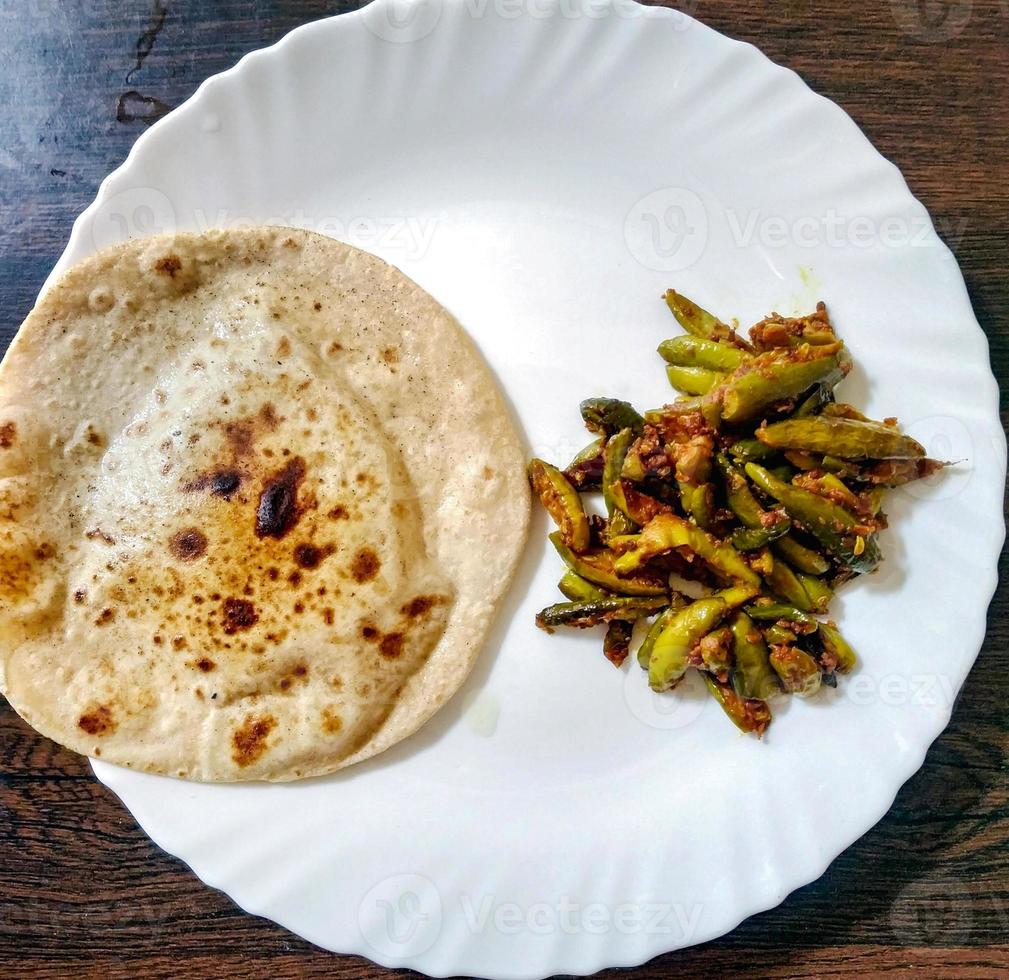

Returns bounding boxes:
[529,459,590,552]
[746,463,882,574]
[603,428,638,522]
[703,674,772,736]
[603,620,635,668]
[732,524,790,551]
[615,514,761,587]
[819,623,858,673]
[636,598,688,668]
[763,560,815,612]
[649,597,728,691]
[658,335,748,372]
[719,350,848,425]
[716,453,769,528]
[696,626,734,676]
[745,603,820,630]
[822,402,872,423]
[678,481,715,530]
[620,483,672,526]
[794,384,834,418]
[861,458,946,487]
[767,464,799,483]
[712,583,762,609]
[620,445,648,482]
[664,289,738,344]
[728,438,778,462]
[558,570,609,602]
[536,596,668,631]
[666,364,725,396]
[758,416,926,460]
[763,624,797,646]
[550,533,668,597]
[769,646,822,697]
[796,572,833,613]
[580,398,645,437]
[605,510,637,543]
[820,455,863,479]
[773,536,831,575]
[730,612,780,701]
[564,438,605,490]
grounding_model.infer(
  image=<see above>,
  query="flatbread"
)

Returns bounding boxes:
[0,228,529,781]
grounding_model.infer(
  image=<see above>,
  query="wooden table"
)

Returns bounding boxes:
[1,1,1006,976]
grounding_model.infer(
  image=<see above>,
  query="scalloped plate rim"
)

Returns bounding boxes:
[46,0,1003,975]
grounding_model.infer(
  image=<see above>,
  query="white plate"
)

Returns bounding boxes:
[44,0,1003,975]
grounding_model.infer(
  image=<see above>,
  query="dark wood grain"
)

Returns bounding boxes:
[1,1,1006,977]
